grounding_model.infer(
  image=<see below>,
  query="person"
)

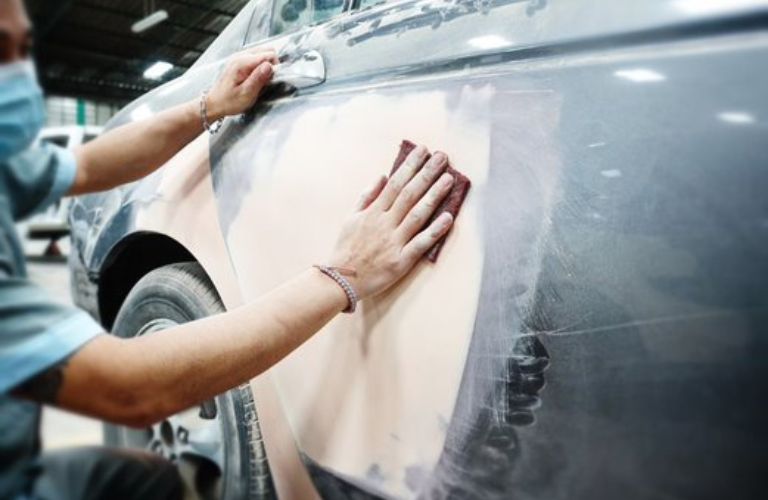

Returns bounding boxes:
[0,0,457,498]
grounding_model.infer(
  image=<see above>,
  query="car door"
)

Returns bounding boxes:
[211,0,768,499]
[210,1,508,498]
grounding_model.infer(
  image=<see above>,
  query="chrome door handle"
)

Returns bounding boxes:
[272,50,326,90]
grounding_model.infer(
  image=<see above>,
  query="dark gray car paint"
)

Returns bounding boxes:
[70,0,768,498]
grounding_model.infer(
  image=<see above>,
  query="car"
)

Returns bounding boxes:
[68,0,768,499]
[17,125,101,256]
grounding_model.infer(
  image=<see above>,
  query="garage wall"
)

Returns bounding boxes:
[45,96,121,127]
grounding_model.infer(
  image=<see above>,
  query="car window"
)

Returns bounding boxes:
[358,0,388,10]
[41,135,69,148]
[270,0,344,36]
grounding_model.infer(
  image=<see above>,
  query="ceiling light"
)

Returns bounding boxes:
[143,61,173,80]
[132,10,169,33]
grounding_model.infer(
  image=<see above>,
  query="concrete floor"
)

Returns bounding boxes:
[26,255,103,450]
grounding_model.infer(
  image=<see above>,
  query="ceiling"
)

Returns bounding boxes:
[26,0,251,104]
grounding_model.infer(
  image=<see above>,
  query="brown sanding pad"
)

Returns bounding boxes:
[390,139,471,262]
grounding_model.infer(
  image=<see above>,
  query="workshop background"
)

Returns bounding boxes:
[24,0,249,450]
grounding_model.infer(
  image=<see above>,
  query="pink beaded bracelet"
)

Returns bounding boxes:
[313,265,359,313]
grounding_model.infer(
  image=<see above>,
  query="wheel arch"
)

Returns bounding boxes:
[97,231,204,330]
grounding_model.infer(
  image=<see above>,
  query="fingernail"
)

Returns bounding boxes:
[441,173,454,185]
[439,212,454,225]
[413,145,428,159]
[430,152,448,169]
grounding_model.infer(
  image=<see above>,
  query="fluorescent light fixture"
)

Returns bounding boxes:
[717,111,755,125]
[614,68,667,83]
[143,61,173,80]
[468,35,510,50]
[132,10,169,33]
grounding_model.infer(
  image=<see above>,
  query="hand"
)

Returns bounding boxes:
[329,145,456,300]
[205,48,279,120]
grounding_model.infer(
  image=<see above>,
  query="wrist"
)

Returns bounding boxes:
[311,266,358,313]
[204,92,226,122]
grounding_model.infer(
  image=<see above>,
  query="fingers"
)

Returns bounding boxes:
[398,171,454,240]
[389,151,448,223]
[242,61,273,96]
[356,175,388,211]
[402,211,454,263]
[231,50,279,84]
[374,145,429,211]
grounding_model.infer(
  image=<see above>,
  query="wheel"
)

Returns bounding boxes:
[104,262,275,500]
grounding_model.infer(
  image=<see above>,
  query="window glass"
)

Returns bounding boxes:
[41,136,69,148]
[313,0,344,23]
[358,0,388,10]
[272,0,311,35]
[270,0,344,36]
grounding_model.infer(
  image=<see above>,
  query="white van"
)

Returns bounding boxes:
[18,126,102,256]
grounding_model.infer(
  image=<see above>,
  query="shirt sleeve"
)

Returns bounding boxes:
[0,277,104,394]
[0,144,78,222]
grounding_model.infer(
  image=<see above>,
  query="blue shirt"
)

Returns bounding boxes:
[0,144,103,499]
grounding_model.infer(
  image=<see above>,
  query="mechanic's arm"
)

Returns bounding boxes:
[67,49,278,196]
[15,147,456,428]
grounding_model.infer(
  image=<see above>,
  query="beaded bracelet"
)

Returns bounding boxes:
[199,90,223,134]
[313,265,359,314]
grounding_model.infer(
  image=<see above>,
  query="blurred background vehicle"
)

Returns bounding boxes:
[17,126,102,257]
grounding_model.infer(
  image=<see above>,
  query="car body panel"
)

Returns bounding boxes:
[211,82,494,497]
[70,0,768,498]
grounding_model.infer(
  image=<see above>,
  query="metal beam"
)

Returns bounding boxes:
[56,18,203,57]
[37,0,73,39]
[75,1,222,38]
[38,43,160,76]
[42,75,149,102]
[159,0,240,18]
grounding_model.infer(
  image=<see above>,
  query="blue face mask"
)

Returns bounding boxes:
[0,60,46,162]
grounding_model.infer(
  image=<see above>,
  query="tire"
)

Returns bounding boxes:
[104,262,275,500]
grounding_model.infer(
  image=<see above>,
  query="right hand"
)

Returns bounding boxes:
[205,48,279,121]
[328,145,455,300]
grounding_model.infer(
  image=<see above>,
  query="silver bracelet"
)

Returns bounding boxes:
[200,90,223,134]
[313,265,359,313]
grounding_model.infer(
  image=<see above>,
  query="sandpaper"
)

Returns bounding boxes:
[390,140,471,262]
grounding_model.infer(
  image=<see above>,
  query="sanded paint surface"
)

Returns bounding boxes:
[213,84,492,497]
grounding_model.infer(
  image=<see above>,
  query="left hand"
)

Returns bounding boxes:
[328,146,455,300]
[205,48,279,121]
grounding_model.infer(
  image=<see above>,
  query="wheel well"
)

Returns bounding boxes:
[97,232,195,330]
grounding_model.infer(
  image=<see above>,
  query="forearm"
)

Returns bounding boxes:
[69,98,214,195]
[58,268,347,427]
